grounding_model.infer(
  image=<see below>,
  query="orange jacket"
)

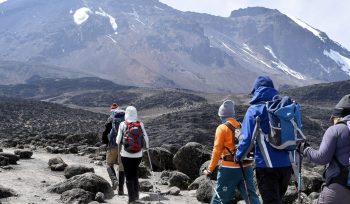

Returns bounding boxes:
[208,118,253,172]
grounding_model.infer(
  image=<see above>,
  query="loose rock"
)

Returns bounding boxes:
[64,165,95,179]
[60,188,93,204]
[48,157,67,171]
[14,149,33,159]
[168,171,190,190]
[0,185,17,198]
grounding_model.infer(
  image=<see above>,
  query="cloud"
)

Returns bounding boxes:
[160,0,350,49]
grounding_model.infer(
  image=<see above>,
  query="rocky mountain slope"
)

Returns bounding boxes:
[0,1,349,92]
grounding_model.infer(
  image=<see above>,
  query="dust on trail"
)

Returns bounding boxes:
[0,149,201,204]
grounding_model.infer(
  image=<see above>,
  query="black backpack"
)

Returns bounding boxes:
[108,111,125,147]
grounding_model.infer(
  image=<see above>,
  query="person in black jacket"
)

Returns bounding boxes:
[102,103,125,195]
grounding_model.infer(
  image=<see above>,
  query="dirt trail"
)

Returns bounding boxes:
[0,149,201,204]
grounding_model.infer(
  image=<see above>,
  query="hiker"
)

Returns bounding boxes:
[101,103,125,194]
[235,75,293,204]
[116,106,149,204]
[299,94,350,204]
[203,100,260,204]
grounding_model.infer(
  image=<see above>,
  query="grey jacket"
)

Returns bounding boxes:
[304,115,350,185]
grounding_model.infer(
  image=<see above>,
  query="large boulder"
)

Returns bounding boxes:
[138,162,151,179]
[139,180,153,192]
[14,149,33,159]
[48,157,68,171]
[0,155,9,166]
[168,171,191,190]
[0,185,17,198]
[161,144,181,155]
[188,175,208,190]
[196,179,213,203]
[60,188,94,204]
[301,169,323,195]
[48,172,114,199]
[143,147,174,171]
[173,142,211,179]
[0,152,20,164]
[64,165,95,179]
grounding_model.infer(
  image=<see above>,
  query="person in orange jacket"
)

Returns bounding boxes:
[203,100,260,204]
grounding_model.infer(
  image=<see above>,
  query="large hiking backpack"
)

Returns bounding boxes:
[122,121,144,153]
[265,95,306,151]
[108,111,125,147]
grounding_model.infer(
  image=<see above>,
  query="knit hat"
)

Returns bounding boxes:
[250,75,275,95]
[218,100,235,117]
[110,103,118,109]
[331,94,350,118]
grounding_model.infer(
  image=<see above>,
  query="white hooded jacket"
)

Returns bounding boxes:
[116,106,149,158]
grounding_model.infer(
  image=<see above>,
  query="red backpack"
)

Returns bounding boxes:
[122,121,144,153]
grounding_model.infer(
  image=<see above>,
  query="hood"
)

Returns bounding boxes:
[250,87,278,104]
[250,75,275,95]
[125,106,138,122]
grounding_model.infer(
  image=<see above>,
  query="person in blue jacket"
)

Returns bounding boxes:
[235,75,293,204]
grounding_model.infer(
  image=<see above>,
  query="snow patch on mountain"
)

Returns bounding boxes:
[289,16,324,42]
[0,0,8,4]
[73,7,92,25]
[95,7,118,34]
[324,49,350,76]
[265,45,306,80]
[241,44,273,69]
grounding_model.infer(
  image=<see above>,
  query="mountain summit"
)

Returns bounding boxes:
[0,1,349,92]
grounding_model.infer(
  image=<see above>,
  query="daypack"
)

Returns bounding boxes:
[108,111,125,147]
[331,121,350,188]
[122,121,144,153]
[265,95,306,151]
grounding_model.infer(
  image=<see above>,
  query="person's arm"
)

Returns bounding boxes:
[101,121,112,145]
[235,108,256,161]
[141,122,149,149]
[116,122,125,145]
[207,126,225,172]
[303,127,337,165]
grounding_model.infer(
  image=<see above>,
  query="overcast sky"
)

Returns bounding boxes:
[160,0,350,50]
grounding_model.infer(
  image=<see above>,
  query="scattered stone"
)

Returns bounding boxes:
[168,186,181,196]
[14,149,33,159]
[68,146,79,154]
[173,142,211,179]
[143,147,174,171]
[46,146,54,153]
[0,148,3,152]
[1,166,13,170]
[138,162,151,179]
[0,155,9,166]
[0,185,17,198]
[48,172,114,199]
[95,192,105,202]
[188,175,208,190]
[0,152,20,164]
[64,165,95,179]
[140,180,153,192]
[301,169,323,195]
[168,171,190,190]
[94,161,103,166]
[196,179,213,203]
[60,188,93,204]
[48,157,67,171]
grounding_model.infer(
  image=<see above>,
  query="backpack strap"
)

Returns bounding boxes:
[224,122,238,155]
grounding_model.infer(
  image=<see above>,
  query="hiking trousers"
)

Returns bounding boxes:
[211,166,260,204]
[121,156,142,202]
[317,183,350,204]
[255,166,292,204]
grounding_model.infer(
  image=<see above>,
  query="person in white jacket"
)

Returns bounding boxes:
[116,106,149,203]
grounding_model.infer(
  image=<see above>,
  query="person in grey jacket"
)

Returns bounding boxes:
[300,94,350,204]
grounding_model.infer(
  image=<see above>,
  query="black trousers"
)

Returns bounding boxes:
[121,156,142,201]
[256,166,293,204]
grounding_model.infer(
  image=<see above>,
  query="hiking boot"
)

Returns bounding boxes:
[112,180,119,190]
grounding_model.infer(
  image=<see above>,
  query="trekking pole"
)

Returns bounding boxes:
[206,176,224,204]
[146,149,161,203]
[238,162,251,204]
[297,147,303,204]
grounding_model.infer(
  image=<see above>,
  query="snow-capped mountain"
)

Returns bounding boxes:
[0,0,349,93]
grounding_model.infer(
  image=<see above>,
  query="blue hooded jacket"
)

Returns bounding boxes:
[236,76,292,168]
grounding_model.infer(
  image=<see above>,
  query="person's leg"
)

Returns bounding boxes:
[117,147,125,195]
[278,166,292,199]
[237,166,260,204]
[106,148,118,190]
[256,167,281,204]
[121,156,135,203]
[317,183,350,204]
[131,158,142,200]
[210,167,241,204]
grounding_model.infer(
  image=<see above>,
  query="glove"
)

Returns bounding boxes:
[202,169,212,177]
[296,141,310,155]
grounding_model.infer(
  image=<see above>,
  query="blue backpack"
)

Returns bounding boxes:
[108,111,125,147]
[265,95,306,151]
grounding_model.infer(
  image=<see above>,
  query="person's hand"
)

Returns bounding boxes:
[296,141,310,155]
[202,169,212,178]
